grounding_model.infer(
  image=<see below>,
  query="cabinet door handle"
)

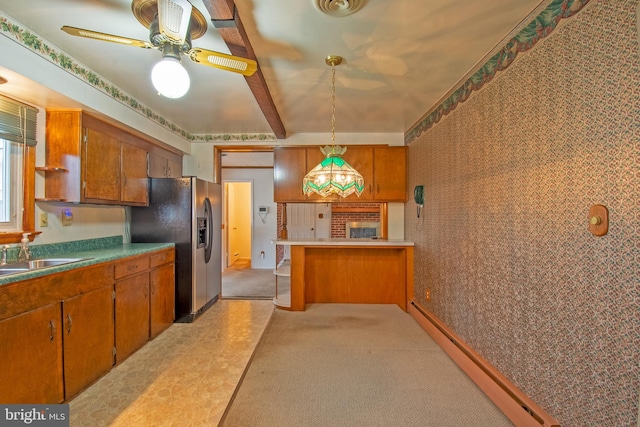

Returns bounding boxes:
[144,284,148,298]
[376,184,380,194]
[49,320,56,342]
[127,265,138,271]
[66,314,73,335]
[150,282,156,295]
[368,184,372,194]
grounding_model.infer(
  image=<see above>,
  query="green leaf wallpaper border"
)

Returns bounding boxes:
[405,0,592,145]
[0,12,277,143]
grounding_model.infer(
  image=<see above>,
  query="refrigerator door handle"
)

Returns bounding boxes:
[204,197,213,263]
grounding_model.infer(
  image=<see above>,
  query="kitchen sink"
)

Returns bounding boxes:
[27,258,88,269]
[0,267,29,276]
[0,258,91,277]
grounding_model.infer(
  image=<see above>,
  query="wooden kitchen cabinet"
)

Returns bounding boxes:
[121,143,149,204]
[149,249,175,338]
[83,126,120,202]
[0,302,64,404]
[274,147,307,202]
[372,146,407,201]
[150,263,175,338]
[114,254,150,363]
[114,248,175,360]
[42,109,149,206]
[148,151,183,178]
[341,146,374,200]
[115,272,150,363]
[0,249,174,403]
[62,284,115,400]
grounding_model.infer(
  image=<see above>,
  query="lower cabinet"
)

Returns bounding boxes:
[114,248,175,363]
[150,262,175,339]
[62,285,114,400]
[0,247,175,403]
[0,302,64,404]
[115,272,150,363]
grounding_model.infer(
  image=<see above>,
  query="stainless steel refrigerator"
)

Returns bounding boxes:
[130,177,221,323]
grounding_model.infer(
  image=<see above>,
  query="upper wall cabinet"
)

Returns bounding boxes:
[274,147,308,202]
[273,146,407,203]
[148,151,183,178]
[41,110,154,206]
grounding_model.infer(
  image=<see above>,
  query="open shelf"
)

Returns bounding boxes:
[273,259,291,308]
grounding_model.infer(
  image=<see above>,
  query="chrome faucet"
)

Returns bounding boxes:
[17,244,30,262]
[1,245,9,265]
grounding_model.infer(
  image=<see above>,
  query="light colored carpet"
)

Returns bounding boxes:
[220,304,513,427]
[222,267,275,299]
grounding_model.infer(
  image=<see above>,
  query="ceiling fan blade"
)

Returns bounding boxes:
[188,48,257,77]
[157,0,192,45]
[61,26,154,49]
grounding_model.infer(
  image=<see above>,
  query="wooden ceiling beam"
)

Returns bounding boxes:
[202,0,287,139]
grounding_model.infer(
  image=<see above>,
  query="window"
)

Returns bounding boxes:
[0,138,23,230]
[0,94,37,244]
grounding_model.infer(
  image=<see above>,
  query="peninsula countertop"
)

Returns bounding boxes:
[273,238,414,247]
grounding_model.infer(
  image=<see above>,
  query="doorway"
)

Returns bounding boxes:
[222,180,276,299]
[225,181,252,269]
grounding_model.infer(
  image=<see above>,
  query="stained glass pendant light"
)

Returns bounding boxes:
[303,55,364,198]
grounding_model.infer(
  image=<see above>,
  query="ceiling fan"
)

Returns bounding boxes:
[61,0,257,98]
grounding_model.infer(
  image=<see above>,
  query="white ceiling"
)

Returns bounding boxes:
[0,0,545,139]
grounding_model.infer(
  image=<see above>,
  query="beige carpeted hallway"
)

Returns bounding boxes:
[220,303,513,426]
[222,259,275,299]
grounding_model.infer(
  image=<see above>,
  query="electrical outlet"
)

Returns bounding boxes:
[39,212,48,227]
[61,209,73,226]
[425,288,431,302]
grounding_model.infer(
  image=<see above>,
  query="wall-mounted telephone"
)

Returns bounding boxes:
[414,185,424,218]
[414,186,424,205]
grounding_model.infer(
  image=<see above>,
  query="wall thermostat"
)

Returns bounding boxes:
[258,206,269,223]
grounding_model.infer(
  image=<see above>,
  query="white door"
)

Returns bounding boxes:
[287,204,316,239]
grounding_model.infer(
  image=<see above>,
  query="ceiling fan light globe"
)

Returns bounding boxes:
[151,57,190,98]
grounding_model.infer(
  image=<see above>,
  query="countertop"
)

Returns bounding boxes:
[0,237,173,286]
[273,238,414,247]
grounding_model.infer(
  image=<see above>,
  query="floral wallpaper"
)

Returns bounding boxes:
[405,0,639,425]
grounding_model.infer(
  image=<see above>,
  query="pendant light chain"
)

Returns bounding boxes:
[331,62,336,148]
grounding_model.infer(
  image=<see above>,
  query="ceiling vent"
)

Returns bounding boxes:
[313,0,365,17]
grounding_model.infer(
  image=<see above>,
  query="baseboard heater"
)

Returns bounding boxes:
[408,300,560,427]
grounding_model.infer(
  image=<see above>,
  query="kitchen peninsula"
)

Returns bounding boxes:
[274,239,414,311]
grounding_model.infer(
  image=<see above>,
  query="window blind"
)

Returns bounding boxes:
[0,94,38,146]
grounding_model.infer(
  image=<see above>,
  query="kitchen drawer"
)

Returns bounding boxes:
[149,249,174,268]
[114,255,150,280]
